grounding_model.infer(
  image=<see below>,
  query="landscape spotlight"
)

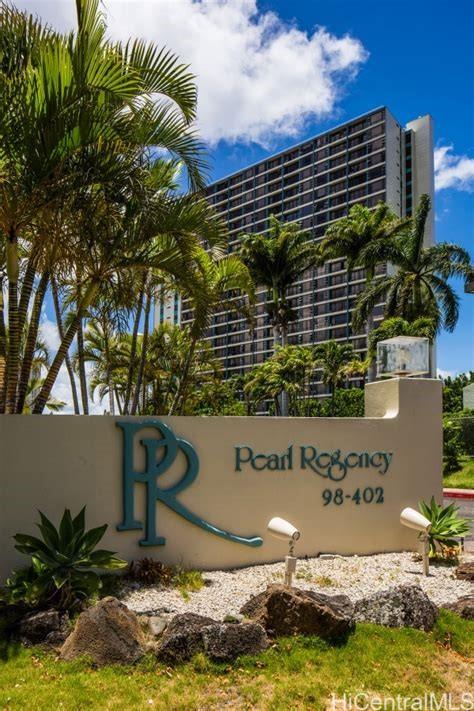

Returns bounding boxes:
[267,517,301,587]
[400,507,431,576]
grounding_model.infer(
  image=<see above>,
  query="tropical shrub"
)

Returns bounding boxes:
[442,372,474,413]
[443,414,465,474]
[460,410,474,456]
[302,388,365,418]
[126,558,173,586]
[419,497,470,557]
[4,508,126,610]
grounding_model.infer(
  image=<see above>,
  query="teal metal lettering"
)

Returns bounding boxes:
[117,420,262,548]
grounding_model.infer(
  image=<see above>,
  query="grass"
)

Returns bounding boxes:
[99,566,205,602]
[173,569,205,601]
[444,456,474,489]
[295,570,336,588]
[0,611,472,710]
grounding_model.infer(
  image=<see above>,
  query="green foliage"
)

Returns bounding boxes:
[442,414,465,474]
[240,216,319,341]
[126,558,173,586]
[314,341,362,415]
[173,569,205,600]
[352,195,471,332]
[190,377,246,416]
[442,371,474,413]
[0,614,473,707]
[460,411,474,455]
[368,317,436,360]
[443,456,474,489]
[419,497,470,556]
[442,409,474,474]
[301,388,365,418]
[244,345,315,415]
[4,508,126,610]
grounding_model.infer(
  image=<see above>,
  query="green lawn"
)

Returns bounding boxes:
[0,611,472,710]
[444,456,474,489]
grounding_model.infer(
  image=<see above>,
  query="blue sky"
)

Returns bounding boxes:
[206,0,474,376]
[20,0,474,387]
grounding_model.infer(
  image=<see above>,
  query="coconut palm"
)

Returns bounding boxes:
[353,196,471,334]
[168,251,254,415]
[313,340,356,415]
[240,216,320,414]
[320,201,409,380]
[241,216,319,348]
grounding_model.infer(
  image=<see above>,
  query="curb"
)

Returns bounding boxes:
[443,488,474,500]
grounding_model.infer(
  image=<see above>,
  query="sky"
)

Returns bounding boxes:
[14,0,474,408]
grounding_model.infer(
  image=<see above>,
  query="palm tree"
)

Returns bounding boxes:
[0,0,208,413]
[77,317,125,415]
[240,216,319,414]
[313,340,355,415]
[353,196,471,335]
[168,251,254,415]
[320,201,409,380]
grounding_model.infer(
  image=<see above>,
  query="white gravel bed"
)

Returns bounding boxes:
[121,552,473,621]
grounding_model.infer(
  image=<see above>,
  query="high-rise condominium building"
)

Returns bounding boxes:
[180,107,435,394]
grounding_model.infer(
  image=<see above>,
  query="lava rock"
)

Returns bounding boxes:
[240,584,354,640]
[441,596,474,620]
[156,612,216,663]
[19,609,69,646]
[455,562,474,582]
[354,585,438,631]
[202,622,269,662]
[59,597,146,666]
[147,615,168,637]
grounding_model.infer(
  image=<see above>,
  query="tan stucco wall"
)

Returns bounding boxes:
[0,379,442,581]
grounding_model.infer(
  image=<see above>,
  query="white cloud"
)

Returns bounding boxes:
[17,0,368,147]
[434,144,474,192]
[437,368,455,380]
[39,316,103,414]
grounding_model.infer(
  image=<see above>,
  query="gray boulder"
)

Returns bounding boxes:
[19,609,69,646]
[60,597,146,666]
[240,584,354,640]
[156,612,216,663]
[147,615,168,637]
[441,596,474,620]
[354,585,438,631]
[202,622,269,662]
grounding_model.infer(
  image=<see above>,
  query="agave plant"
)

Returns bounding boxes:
[419,497,470,557]
[5,508,126,610]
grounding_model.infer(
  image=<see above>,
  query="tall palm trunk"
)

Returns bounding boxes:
[366,312,376,382]
[0,275,7,414]
[5,227,20,413]
[17,253,38,339]
[16,270,49,413]
[366,269,376,383]
[32,281,99,414]
[104,335,115,416]
[169,335,197,416]
[51,277,80,415]
[124,273,146,414]
[330,382,336,416]
[77,317,89,414]
[131,288,151,415]
[280,322,289,417]
[115,386,123,415]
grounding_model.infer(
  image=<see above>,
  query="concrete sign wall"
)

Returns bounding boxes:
[0,379,442,581]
